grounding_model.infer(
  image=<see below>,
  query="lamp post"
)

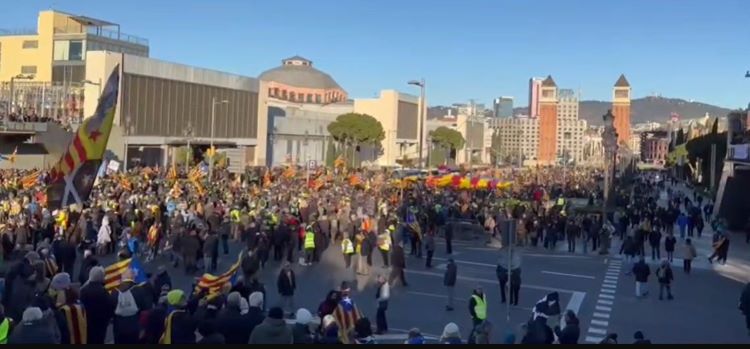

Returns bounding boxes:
[209,97,229,181]
[408,79,426,169]
[601,110,619,220]
[745,70,750,78]
[8,74,35,116]
[182,121,194,173]
[82,79,102,99]
[123,116,136,171]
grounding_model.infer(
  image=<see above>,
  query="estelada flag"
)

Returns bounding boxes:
[194,254,241,297]
[46,67,120,210]
[104,257,147,291]
[333,297,362,344]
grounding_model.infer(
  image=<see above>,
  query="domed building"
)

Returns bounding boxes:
[260,56,348,104]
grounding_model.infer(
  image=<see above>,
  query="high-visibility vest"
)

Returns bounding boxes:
[304,231,315,249]
[378,233,391,251]
[471,294,487,320]
[59,304,87,344]
[557,198,565,206]
[362,218,373,233]
[230,210,240,223]
[0,318,10,344]
[341,238,354,254]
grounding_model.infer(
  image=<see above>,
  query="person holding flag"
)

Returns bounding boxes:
[333,282,362,344]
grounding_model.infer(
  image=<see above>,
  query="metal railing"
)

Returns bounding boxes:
[0,28,37,36]
[0,121,48,132]
[86,26,148,46]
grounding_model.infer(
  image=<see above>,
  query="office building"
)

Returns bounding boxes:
[528,77,543,118]
[488,116,539,166]
[493,96,513,118]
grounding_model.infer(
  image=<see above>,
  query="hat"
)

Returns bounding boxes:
[634,331,644,340]
[442,322,460,338]
[239,297,249,315]
[22,307,43,322]
[295,308,313,325]
[248,291,264,308]
[167,290,185,306]
[51,272,72,290]
[88,266,105,283]
[227,292,241,308]
[268,306,284,320]
[322,314,336,329]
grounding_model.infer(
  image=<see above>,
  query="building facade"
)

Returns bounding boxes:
[353,90,423,167]
[83,51,268,169]
[493,96,513,118]
[488,116,539,166]
[556,89,586,163]
[612,74,632,147]
[640,130,669,164]
[528,77,543,118]
[1,10,149,121]
[259,56,347,105]
[537,75,558,164]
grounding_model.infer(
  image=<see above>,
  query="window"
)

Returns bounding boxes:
[22,40,38,49]
[281,90,287,99]
[21,65,37,74]
[290,92,296,101]
[315,94,321,103]
[53,40,69,60]
[273,88,279,96]
[69,40,83,60]
[307,94,313,103]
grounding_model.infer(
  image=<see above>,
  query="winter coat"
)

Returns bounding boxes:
[245,307,266,336]
[110,282,143,342]
[292,323,314,344]
[249,318,294,344]
[632,261,651,283]
[656,266,673,284]
[277,270,296,297]
[683,244,697,260]
[8,277,36,322]
[8,319,60,344]
[78,255,99,285]
[391,245,406,269]
[664,236,677,252]
[521,317,554,344]
[203,233,219,256]
[554,318,580,344]
[97,217,112,245]
[166,309,199,344]
[215,307,255,344]
[80,280,114,343]
[444,262,457,286]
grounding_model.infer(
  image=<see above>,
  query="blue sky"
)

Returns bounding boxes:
[3,0,749,109]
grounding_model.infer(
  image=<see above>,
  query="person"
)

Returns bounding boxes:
[377,229,391,268]
[496,261,508,304]
[303,224,315,265]
[444,258,457,311]
[648,229,661,261]
[677,211,688,239]
[554,310,580,344]
[683,238,697,274]
[375,274,390,334]
[111,271,142,344]
[708,234,729,265]
[445,222,454,255]
[440,322,462,344]
[468,287,487,327]
[632,256,650,298]
[341,234,355,269]
[197,321,225,344]
[424,232,435,268]
[248,306,293,344]
[405,327,425,344]
[246,292,266,335]
[203,231,219,273]
[521,314,553,344]
[664,233,676,263]
[633,330,652,344]
[318,315,341,344]
[215,292,254,344]
[353,317,377,344]
[79,267,113,344]
[77,249,99,285]
[739,282,750,336]
[0,305,14,344]
[389,241,408,287]
[656,260,674,300]
[599,333,618,344]
[159,289,199,344]
[276,262,296,318]
[8,307,59,344]
[510,267,521,306]
[291,308,314,344]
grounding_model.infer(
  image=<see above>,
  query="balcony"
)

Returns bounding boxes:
[86,26,148,46]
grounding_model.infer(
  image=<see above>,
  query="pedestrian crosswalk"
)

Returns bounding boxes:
[584,258,621,343]
[610,253,713,271]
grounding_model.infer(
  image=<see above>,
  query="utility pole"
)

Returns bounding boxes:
[710,143,717,194]
[209,97,229,181]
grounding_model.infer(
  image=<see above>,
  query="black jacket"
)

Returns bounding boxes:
[521,317,554,344]
[740,283,750,315]
[78,256,99,285]
[633,261,651,283]
[79,281,114,344]
[391,245,406,269]
[443,262,457,286]
[554,319,580,344]
[215,307,254,344]
[277,270,296,296]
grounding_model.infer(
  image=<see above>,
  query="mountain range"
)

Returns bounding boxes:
[428,96,735,126]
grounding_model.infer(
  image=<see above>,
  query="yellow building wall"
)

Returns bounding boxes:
[0,10,63,82]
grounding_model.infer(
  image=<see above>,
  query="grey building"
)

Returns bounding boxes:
[493,96,513,118]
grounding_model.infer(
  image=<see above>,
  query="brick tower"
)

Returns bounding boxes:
[537,75,558,165]
[612,74,632,146]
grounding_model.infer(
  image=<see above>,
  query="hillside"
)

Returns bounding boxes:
[429,97,733,126]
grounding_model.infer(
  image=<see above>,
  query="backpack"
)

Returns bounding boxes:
[115,288,139,317]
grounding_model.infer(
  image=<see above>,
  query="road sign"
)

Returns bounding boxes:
[307,160,316,168]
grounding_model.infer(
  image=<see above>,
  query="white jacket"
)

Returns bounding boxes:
[97,216,112,245]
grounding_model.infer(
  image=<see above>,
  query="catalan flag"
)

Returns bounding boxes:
[334,154,346,168]
[9,146,17,164]
[333,296,362,344]
[167,165,177,181]
[21,170,41,189]
[104,258,147,291]
[46,67,120,210]
[194,255,241,297]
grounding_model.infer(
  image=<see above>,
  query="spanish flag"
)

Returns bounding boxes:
[46,67,119,210]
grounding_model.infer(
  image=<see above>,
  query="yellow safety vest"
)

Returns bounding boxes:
[557,198,565,206]
[304,232,315,249]
[472,294,487,320]
[341,238,354,254]
[231,210,240,223]
[0,318,10,344]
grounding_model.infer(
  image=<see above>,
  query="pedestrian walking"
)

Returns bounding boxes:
[664,233,676,263]
[632,256,650,298]
[375,275,389,334]
[276,262,296,318]
[468,287,487,327]
[377,228,391,267]
[656,260,674,300]
[683,238,697,274]
[496,261,508,304]
[648,229,661,261]
[510,267,521,306]
[341,234,355,269]
[389,242,408,287]
[444,258,457,311]
[424,232,435,268]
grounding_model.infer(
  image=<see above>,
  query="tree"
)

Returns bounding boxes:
[490,129,502,165]
[174,146,194,166]
[328,113,385,167]
[325,140,336,167]
[711,117,719,135]
[429,126,465,166]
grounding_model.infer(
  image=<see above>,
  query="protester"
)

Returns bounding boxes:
[248,306,293,344]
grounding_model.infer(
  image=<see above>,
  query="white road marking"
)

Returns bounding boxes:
[588,327,607,335]
[591,319,609,327]
[599,294,614,299]
[561,291,586,329]
[597,299,613,305]
[585,336,604,343]
[521,253,592,259]
[601,283,616,289]
[603,280,617,285]
[593,312,610,319]
[595,305,612,312]
[604,275,618,280]
[541,271,596,280]
[600,288,615,294]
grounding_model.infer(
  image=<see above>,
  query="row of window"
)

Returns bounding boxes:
[268,87,344,103]
[22,40,38,49]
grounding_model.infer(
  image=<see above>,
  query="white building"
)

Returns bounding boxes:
[488,115,539,165]
[556,89,587,164]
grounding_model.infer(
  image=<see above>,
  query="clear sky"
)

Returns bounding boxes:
[3,0,749,109]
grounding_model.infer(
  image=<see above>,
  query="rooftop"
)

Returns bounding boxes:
[260,55,343,90]
[542,75,557,87]
[615,74,630,87]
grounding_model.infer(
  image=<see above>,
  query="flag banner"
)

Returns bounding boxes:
[333,297,362,344]
[46,66,120,210]
[104,257,147,291]
[194,254,242,297]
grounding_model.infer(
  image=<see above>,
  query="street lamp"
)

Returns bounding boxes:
[123,116,136,170]
[8,74,35,116]
[81,79,102,98]
[182,121,194,172]
[209,97,229,180]
[601,110,619,218]
[408,79,426,169]
[745,70,750,78]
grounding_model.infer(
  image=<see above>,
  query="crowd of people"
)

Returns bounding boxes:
[0,163,743,344]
